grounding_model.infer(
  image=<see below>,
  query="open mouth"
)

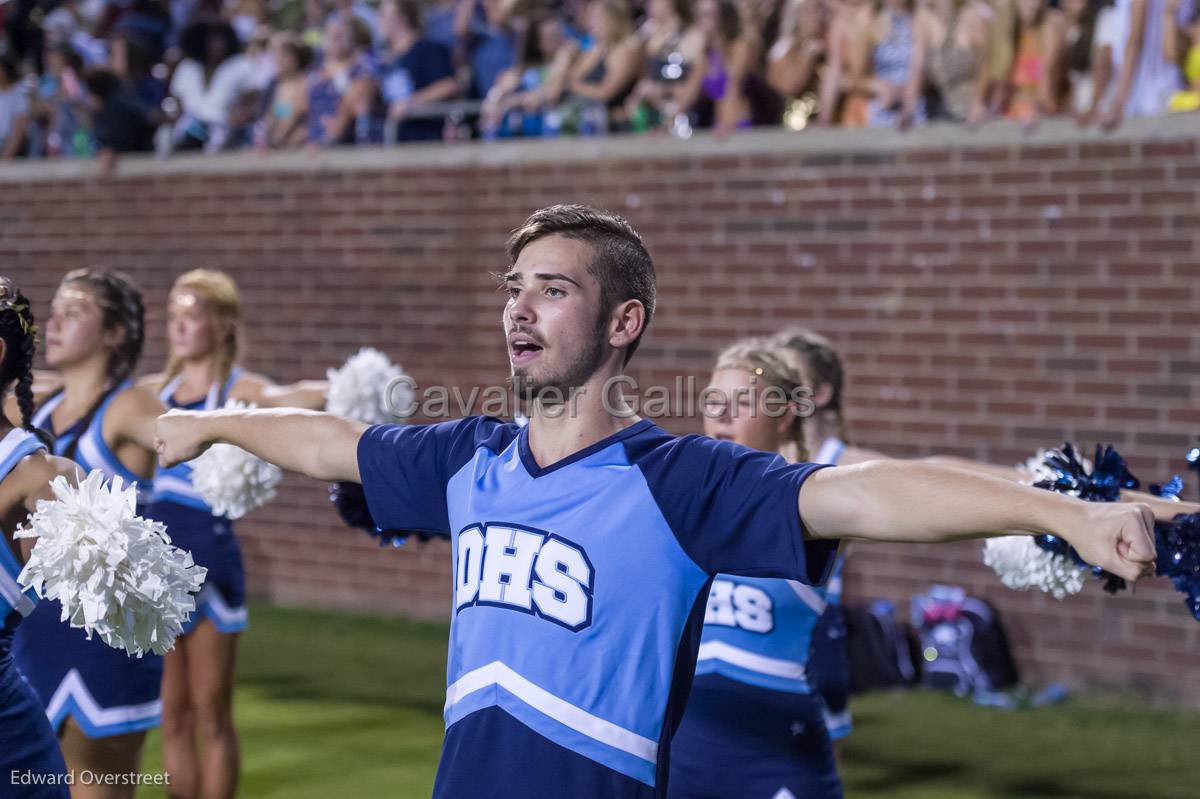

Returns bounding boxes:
[509,337,544,366]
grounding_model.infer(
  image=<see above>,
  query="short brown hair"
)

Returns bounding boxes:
[506,204,656,365]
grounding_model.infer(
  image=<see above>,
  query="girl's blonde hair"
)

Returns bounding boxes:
[712,335,810,463]
[162,269,241,390]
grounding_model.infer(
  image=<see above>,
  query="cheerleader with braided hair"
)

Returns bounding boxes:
[0,278,80,798]
[11,270,168,799]
[141,269,326,799]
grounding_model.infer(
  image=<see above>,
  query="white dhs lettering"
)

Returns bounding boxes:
[705,580,774,633]
[455,524,594,630]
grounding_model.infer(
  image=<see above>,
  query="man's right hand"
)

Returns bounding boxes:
[154,409,213,467]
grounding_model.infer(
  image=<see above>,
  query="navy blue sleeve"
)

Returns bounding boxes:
[411,40,454,89]
[630,432,838,584]
[356,416,513,537]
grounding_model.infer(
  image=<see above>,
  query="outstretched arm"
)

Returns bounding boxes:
[798,461,1156,582]
[923,454,1200,521]
[155,408,365,482]
[232,372,329,410]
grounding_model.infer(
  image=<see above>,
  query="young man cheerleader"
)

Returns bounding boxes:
[153,205,1156,799]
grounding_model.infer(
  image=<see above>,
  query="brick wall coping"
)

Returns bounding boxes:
[0,112,1194,184]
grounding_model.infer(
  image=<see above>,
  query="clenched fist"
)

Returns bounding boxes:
[154,409,213,467]
[1065,502,1157,583]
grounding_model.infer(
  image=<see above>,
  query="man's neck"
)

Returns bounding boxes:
[524,374,641,469]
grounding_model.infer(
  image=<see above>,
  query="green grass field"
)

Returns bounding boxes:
[137,605,1198,798]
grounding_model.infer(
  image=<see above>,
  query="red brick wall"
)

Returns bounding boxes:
[4,117,1198,705]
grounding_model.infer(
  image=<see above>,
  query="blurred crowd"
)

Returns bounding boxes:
[0,0,1197,164]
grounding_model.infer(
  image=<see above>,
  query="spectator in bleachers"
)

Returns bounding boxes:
[864,0,926,128]
[818,0,874,125]
[376,0,459,142]
[913,0,991,125]
[85,64,160,170]
[562,0,642,134]
[306,12,377,145]
[1062,0,1117,121]
[260,32,313,147]
[1092,0,1186,128]
[695,0,760,133]
[0,55,32,159]
[1004,0,1066,126]
[169,18,261,151]
[109,29,168,109]
[22,43,89,158]
[455,0,521,99]
[767,0,829,128]
[1165,0,1200,111]
[980,0,1016,115]
[41,0,109,67]
[480,8,577,136]
[328,0,385,43]
[626,0,706,133]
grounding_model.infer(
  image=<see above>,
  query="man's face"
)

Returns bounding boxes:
[503,235,610,402]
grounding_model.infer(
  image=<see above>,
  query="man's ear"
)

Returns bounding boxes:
[608,299,646,352]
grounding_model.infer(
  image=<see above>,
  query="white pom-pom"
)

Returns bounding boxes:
[16,471,207,657]
[188,400,283,520]
[982,536,1089,600]
[326,347,412,424]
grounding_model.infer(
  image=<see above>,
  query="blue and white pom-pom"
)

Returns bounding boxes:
[326,348,414,545]
[983,535,1089,600]
[16,471,207,657]
[1003,443,1200,618]
[326,347,412,424]
[1158,513,1200,620]
[188,400,283,520]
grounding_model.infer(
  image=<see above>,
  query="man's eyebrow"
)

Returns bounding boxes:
[501,271,583,288]
[533,272,583,287]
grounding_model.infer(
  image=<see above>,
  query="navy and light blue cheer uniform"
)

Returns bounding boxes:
[357,416,837,798]
[669,436,853,799]
[145,369,248,634]
[807,437,853,741]
[14,384,165,738]
[0,428,71,797]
